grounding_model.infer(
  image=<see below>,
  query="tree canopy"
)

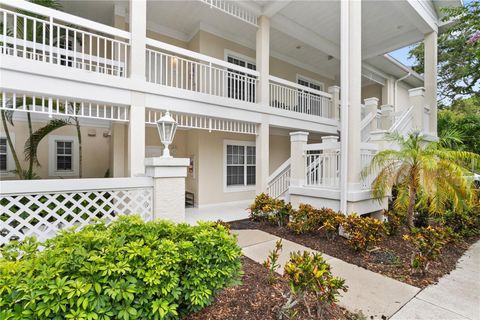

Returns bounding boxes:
[409,1,479,103]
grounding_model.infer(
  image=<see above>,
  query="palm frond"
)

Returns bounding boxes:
[24,118,71,165]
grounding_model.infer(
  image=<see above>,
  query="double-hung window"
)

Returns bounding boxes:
[0,138,7,172]
[225,141,256,189]
[55,140,73,171]
[297,75,325,116]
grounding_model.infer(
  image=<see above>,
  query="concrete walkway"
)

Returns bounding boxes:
[185,201,250,225]
[391,240,480,320]
[233,229,420,319]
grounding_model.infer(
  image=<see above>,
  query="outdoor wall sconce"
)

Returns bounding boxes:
[156,111,177,158]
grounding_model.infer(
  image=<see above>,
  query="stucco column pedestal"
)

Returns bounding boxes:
[145,157,189,223]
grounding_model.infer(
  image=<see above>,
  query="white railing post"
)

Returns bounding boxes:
[145,157,189,222]
[328,86,340,120]
[380,104,394,131]
[408,87,426,131]
[290,132,309,187]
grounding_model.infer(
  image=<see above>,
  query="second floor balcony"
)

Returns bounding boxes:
[0,0,431,124]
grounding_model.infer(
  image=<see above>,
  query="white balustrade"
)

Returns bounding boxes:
[0,177,153,245]
[360,143,378,190]
[269,76,334,118]
[146,109,256,135]
[304,142,340,188]
[0,2,130,77]
[266,158,291,198]
[146,39,259,103]
[1,91,129,122]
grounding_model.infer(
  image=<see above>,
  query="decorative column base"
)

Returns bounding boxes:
[145,157,189,222]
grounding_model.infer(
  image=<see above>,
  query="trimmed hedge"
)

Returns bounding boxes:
[0,215,242,320]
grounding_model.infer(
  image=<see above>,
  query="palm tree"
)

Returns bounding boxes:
[363,131,480,229]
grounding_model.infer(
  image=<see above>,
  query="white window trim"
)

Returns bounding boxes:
[224,49,256,66]
[48,135,79,177]
[296,74,325,92]
[0,132,16,177]
[223,139,256,193]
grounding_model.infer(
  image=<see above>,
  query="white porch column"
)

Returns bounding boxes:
[340,0,362,213]
[290,132,309,187]
[129,0,146,81]
[256,16,270,105]
[255,118,269,194]
[424,32,438,135]
[128,93,145,176]
[127,0,147,177]
[145,157,189,222]
[328,86,340,120]
[408,87,426,131]
[382,77,395,106]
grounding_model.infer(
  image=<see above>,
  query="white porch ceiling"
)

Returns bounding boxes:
[58,0,455,82]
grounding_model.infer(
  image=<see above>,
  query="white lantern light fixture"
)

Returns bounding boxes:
[156,111,177,158]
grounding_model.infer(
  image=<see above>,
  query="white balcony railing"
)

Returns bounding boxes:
[0,1,130,77]
[269,76,334,119]
[146,39,259,103]
[304,141,340,188]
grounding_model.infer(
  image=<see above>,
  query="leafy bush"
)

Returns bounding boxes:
[288,205,344,238]
[341,214,386,251]
[263,239,283,285]
[249,193,292,227]
[280,251,347,319]
[0,215,242,320]
[383,210,406,236]
[436,206,480,237]
[403,226,452,275]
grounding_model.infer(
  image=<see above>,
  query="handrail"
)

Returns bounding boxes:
[360,111,376,131]
[146,38,259,77]
[0,177,153,195]
[389,105,413,133]
[268,75,332,98]
[267,158,291,183]
[0,0,131,40]
[304,142,341,151]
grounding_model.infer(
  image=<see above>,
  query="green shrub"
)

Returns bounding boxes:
[436,206,480,237]
[288,205,343,238]
[280,251,347,319]
[342,213,386,251]
[383,210,406,236]
[263,239,283,285]
[249,193,292,227]
[403,226,451,275]
[0,215,242,320]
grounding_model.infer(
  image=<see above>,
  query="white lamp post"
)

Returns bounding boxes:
[156,111,177,158]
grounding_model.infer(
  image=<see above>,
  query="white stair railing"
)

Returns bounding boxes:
[388,106,414,136]
[266,158,291,198]
[360,143,379,190]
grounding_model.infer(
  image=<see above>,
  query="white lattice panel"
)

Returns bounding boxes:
[146,109,257,135]
[0,187,153,245]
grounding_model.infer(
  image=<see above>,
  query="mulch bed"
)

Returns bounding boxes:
[229,219,480,288]
[185,257,355,320]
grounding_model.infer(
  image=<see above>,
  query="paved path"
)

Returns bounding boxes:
[233,229,420,319]
[391,240,480,320]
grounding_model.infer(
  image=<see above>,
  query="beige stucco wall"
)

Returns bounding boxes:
[396,82,411,112]
[362,84,383,105]
[269,134,290,175]
[1,120,110,179]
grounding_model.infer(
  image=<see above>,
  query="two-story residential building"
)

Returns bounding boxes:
[0,0,456,228]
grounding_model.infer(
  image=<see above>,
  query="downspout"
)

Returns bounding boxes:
[339,0,349,214]
[394,72,411,109]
